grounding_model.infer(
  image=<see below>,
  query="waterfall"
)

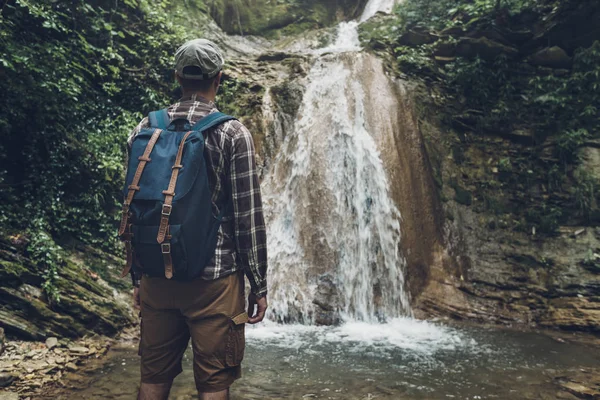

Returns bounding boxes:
[264,0,409,324]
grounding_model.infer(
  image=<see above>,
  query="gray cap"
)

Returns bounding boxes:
[174,39,224,80]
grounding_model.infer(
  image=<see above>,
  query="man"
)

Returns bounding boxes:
[127,39,268,400]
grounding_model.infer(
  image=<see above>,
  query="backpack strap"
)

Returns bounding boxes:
[191,112,236,132]
[148,109,170,130]
[157,112,236,279]
[118,128,164,278]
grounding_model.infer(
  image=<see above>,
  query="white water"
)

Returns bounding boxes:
[264,0,410,325]
[360,0,399,22]
[316,21,361,54]
[247,318,480,356]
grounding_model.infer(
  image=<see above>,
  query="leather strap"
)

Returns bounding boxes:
[161,230,173,279]
[161,243,173,279]
[120,224,134,278]
[118,128,163,236]
[156,130,194,244]
[118,128,163,278]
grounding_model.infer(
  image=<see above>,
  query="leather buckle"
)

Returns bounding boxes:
[161,243,171,254]
[161,204,172,216]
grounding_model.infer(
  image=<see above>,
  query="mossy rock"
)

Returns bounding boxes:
[0,240,134,341]
[207,0,367,38]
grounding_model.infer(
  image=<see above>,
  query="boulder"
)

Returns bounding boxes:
[467,28,511,46]
[433,41,456,57]
[399,30,436,46]
[312,274,341,325]
[455,37,518,60]
[529,46,572,69]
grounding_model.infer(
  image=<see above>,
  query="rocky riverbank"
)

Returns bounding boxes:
[0,327,138,399]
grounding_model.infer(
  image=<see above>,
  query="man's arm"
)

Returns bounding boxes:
[229,122,268,321]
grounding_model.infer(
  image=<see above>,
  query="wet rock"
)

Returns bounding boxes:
[559,381,600,399]
[0,329,4,356]
[45,337,58,350]
[312,274,342,326]
[529,46,572,69]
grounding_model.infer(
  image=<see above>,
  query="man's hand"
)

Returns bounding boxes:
[247,293,267,324]
[133,287,141,310]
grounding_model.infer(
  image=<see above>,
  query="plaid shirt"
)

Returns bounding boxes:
[127,95,268,296]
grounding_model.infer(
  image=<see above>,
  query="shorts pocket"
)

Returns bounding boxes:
[225,312,248,366]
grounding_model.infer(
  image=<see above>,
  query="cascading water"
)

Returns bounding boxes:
[264,0,410,324]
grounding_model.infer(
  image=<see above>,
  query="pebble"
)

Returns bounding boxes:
[68,346,89,355]
[45,338,59,350]
[0,334,114,398]
[65,363,78,372]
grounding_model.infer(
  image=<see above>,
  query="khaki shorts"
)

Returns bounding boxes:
[139,272,247,392]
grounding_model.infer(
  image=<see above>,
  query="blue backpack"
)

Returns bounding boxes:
[118,109,236,280]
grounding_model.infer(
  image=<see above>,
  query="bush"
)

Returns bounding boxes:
[0,0,188,249]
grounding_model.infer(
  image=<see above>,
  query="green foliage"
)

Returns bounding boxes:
[445,54,521,131]
[0,0,188,250]
[529,42,600,140]
[583,248,600,273]
[526,204,563,235]
[572,169,598,220]
[555,129,589,167]
[393,0,563,31]
[27,220,64,304]
[395,45,437,75]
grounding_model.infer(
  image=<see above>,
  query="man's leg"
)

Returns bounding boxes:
[138,382,174,400]
[138,277,190,400]
[184,273,246,395]
[199,389,229,400]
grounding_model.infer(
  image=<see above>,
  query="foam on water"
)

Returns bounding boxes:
[316,21,361,54]
[247,319,479,357]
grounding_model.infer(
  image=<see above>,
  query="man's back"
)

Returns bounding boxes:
[123,39,268,400]
[128,94,268,296]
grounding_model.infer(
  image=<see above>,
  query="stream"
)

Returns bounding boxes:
[62,319,599,399]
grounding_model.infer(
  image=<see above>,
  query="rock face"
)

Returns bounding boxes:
[406,114,600,333]
[0,238,135,341]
